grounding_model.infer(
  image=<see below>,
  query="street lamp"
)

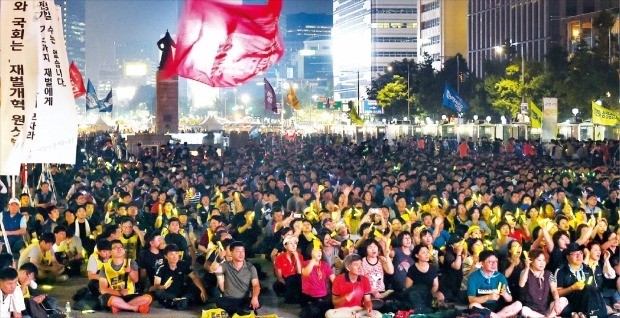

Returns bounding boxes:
[387,63,411,121]
[495,42,525,103]
[241,94,250,116]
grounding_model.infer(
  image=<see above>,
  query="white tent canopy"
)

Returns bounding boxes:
[198,116,223,131]
[82,117,114,132]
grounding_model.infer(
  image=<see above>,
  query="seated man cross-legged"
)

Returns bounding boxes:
[99,239,152,314]
[467,250,523,318]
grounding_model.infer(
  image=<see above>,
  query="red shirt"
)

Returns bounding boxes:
[331,273,371,308]
[301,260,332,298]
[274,252,303,278]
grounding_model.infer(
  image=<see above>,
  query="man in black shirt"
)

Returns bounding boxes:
[151,244,206,310]
[137,233,164,293]
[556,243,607,317]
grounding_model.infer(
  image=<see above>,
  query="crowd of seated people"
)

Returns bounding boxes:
[0,132,617,318]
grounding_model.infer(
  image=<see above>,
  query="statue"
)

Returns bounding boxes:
[157,30,175,70]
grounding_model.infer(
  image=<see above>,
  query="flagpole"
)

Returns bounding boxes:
[280,81,285,132]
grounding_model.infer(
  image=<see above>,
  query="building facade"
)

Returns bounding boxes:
[333,0,417,107]
[60,0,86,72]
[468,0,555,77]
[418,0,468,70]
[468,0,619,78]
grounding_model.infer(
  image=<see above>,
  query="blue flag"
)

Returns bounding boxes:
[99,90,113,113]
[442,83,469,113]
[249,125,260,138]
[85,79,101,110]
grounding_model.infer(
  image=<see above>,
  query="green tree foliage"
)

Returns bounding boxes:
[377,75,407,109]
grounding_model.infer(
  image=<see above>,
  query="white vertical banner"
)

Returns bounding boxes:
[24,0,77,164]
[0,0,39,176]
[541,97,558,142]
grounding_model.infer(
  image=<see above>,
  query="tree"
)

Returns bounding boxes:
[413,53,439,118]
[377,75,407,117]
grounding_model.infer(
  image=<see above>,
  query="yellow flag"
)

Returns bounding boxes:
[348,102,363,125]
[286,85,301,110]
[592,101,620,126]
[529,101,542,129]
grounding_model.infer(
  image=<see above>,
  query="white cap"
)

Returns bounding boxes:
[8,198,20,207]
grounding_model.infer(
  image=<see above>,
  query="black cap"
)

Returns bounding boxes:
[563,242,583,257]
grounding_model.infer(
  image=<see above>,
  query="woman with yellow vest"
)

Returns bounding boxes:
[98,239,152,314]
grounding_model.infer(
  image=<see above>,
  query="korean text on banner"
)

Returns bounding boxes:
[541,97,558,142]
[264,78,278,113]
[442,83,469,113]
[26,2,77,164]
[591,101,620,126]
[0,0,39,176]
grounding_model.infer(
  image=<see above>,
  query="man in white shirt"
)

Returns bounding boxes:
[17,233,67,282]
[0,267,25,318]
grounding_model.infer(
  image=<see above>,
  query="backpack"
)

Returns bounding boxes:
[71,287,99,311]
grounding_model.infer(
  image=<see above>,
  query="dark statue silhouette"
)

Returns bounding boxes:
[157,30,176,70]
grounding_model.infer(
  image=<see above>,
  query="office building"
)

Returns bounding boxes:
[468,0,619,78]
[60,0,86,72]
[418,0,468,70]
[333,0,417,107]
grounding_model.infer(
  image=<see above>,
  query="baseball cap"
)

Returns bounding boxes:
[8,198,20,207]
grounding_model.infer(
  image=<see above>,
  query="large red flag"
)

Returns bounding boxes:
[163,0,284,87]
[69,61,86,98]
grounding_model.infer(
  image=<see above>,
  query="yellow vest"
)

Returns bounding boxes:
[120,233,139,260]
[95,254,107,273]
[40,246,52,266]
[103,259,134,294]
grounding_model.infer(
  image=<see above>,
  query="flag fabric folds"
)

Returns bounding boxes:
[348,103,363,125]
[264,78,278,113]
[69,61,86,98]
[85,80,100,110]
[442,83,469,113]
[249,124,260,138]
[592,101,620,126]
[99,90,113,113]
[286,85,300,110]
[163,0,285,87]
[529,101,542,129]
